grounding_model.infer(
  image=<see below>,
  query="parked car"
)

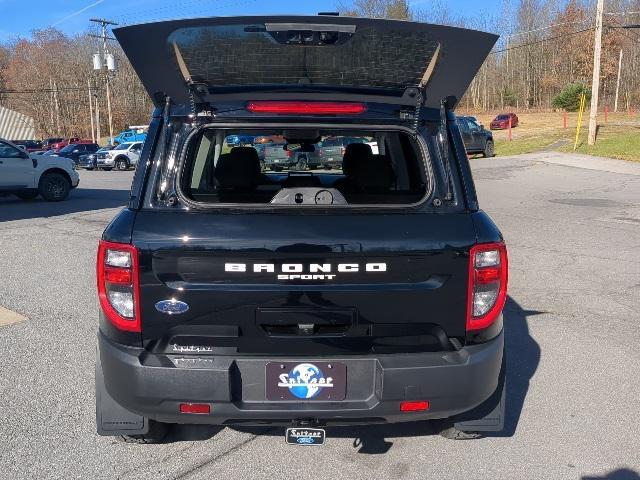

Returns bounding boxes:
[96,16,506,445]
[53,143,100,165]
[307,136,368,169]
[261,142,301,171]
[11,140,43,152]
[49,137,95,152]
[97,141,143,170]
[113,128,148,144]
[0,138,79,201]
[41,137,64,151]
[78,146,113,170]
[490,113,518,130]
[457,116,494,157]
[225,135,255,147]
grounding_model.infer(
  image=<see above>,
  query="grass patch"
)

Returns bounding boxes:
[561,127,640,162]
[494,133,565,157]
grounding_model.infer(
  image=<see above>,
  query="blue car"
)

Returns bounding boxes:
[225,135,255,147]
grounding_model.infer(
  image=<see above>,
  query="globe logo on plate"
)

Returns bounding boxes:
[277,363,334,399]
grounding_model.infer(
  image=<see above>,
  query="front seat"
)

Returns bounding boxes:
[336,144,395,194]
[335,143,373,192]
[214,147,261,192]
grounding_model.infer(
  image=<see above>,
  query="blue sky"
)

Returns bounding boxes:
[0,0,500,40]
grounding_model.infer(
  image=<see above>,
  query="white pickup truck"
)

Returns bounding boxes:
[97,142,143,171]
[0,138,79,201]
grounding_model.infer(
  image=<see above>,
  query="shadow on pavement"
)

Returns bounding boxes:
[168,296,542,453]
[583,469,640,480]
[0,188,129,222]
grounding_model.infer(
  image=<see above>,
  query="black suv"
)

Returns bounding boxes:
[55,143,100,165]
[457,115,494,157]
[96,16,507,445]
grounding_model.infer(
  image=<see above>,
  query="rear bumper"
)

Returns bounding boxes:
[98,330,503,426]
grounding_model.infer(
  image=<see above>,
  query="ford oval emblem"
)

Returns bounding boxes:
[155,299,189,315]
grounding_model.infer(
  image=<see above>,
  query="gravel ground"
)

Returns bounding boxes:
[0,154,638,480]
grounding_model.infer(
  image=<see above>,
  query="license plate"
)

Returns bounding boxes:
[286,427,325,446]
[265,362,346,401]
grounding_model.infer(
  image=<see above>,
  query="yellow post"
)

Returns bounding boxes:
[574,93,587,151]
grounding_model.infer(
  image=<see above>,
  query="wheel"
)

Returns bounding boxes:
[296,156,308,171]
[15,191,39,200]
[117,420,170,444]
[115,158,129,171]
[483,140,494,158]
[39,172,71,202]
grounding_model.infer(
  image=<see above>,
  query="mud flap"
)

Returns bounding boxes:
[96,354,149,436]
[453,350,506,432]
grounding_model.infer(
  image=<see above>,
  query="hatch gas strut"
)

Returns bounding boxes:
[438,95,457,202]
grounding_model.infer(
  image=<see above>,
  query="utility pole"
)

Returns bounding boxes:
[90,18,118,145]
[614,49,623,113]
[88,78,95,142]
[587,0,604,146]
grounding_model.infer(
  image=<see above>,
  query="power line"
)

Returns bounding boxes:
[504,19,592,39]
[0,87,103,94]
[490,26,595,54]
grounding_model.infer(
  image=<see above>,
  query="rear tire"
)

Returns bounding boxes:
[39,172,71,202]
[115,158,129,171]
[483,140,494,158]
[15,191,39,200]
[296,156,308,171]
[117,420,170,444]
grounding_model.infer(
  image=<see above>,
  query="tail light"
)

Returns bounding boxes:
[467,242,508,331]
[97,240,141,332]
[286,149,293,158]
[246,101,366,115]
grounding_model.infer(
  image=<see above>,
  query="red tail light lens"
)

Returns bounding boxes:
[246,101,366,115]
[97,240,141,333]
[467,242,508,331]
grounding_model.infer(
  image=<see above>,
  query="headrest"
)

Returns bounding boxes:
[353,154,395,189]
[214,147,261,189]
[342,143,373,177]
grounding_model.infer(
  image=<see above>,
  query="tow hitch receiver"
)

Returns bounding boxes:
[286,421,326,446]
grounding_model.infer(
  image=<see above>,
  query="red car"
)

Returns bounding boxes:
[50,137,94,152]
[490,113,519,130]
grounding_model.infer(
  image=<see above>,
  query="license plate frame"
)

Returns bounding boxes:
[285,427,326,446]
[265,362,346,401]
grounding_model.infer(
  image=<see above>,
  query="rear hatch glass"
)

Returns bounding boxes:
[179,127,429,206]
[113,16,498,108]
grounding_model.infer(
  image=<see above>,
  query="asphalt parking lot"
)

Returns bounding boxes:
[1,153,639,480]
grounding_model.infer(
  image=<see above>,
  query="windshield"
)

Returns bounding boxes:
[179,127,429,207]
[114,143,131,150]
[59,144,78,153]
[496,115,509,120]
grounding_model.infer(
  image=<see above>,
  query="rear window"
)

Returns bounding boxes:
[178,127,430,207]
